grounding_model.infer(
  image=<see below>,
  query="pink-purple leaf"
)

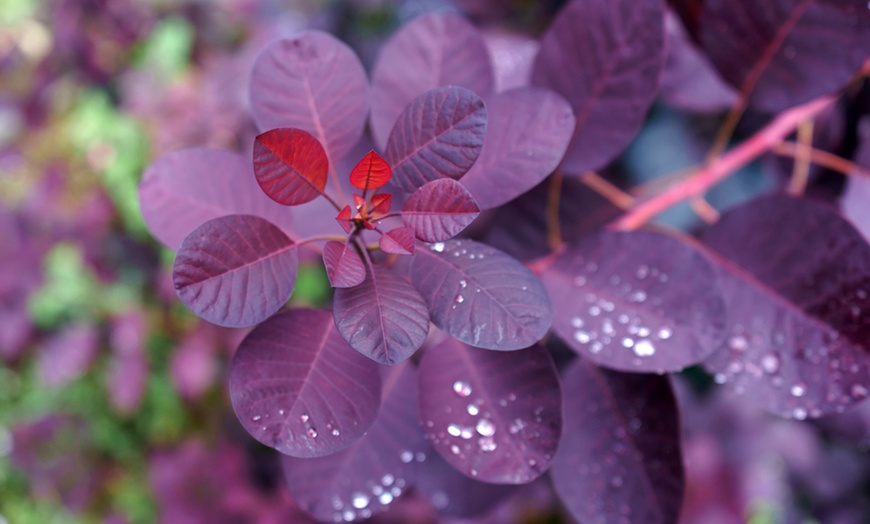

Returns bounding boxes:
[253,128,329,206]
[542,230,728,372]
[411,239,552,350]
[385,87,487,194]
[700,0,870,112]
[702,193,870,419]
[379,227,415,255]
[229,308,381,457]
[369,12,494,150]
[333,266,430,366]
[417,338,562,484]
[531,0,665,174]
[173,215,298,328]
[138,148,294,250]
[551,358,684,524]
[322,240,366,288]
[281,363,427,522]
[37,322,98,387]
[250,31,370,162]
[402,179,480,242]
[459,88,575,209]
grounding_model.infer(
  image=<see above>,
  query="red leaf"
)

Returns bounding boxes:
[322,240,366,288]
[379,227,415,255]
[371,193,392,215]
[335,205,353,234]
[349,150,392,191]
[253,128,329,206]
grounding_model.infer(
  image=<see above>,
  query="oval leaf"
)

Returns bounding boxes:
[250,31,370,162]
[173,215,298,328]
[542,230,728,372]
[531,0,665,174]
[385,87,487,194]
[229,308,382,457]
[702,193,870,419]
[322,240,366,288]
[369,12,494,150]
[333,266,430,365]
[402,179,480,242]
[417,338,562,484]
[254,128,328,205]
[138,148,294,250]
[379,227,415,255]
[551,358,684,524]
[411,239,552,350]
[460,88,576,209]
[349,150,391,191]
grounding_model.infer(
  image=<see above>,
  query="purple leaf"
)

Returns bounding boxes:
[700,0,870,112]
[333,266,430,366]
[322,240,366,288]
[138,148,294,250]
[402,179,480,242]
[417,338,562,483]
[551,359,684,524]
[702,193,870,419]
[107,349,148,413]
[385,87,487,194]
[459,88,575,209]
[531,0,665,174]
[250,31,370,162]
[170,324,218,400]
[483,30,539,93]
[841,117,870,240]
[542,230,727,372]
[253,128,329,206]
[369,12,494,150]
[379,227,415,256]
[229,308,382,457]
[173,215,298,328]
[412,239,552,350]
[281,363,428,522]
[37,322,99,387]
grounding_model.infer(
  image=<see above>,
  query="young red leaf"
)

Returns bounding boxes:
[350,150,391,191]
[173,215,298,328]
[322,240,366,288]
[370,193,392,215]
[379,227,415,255]
[335,205,353,234]
[402,179,480,242]
[254,128,329,206]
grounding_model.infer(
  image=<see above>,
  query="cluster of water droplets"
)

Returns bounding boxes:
[329,471,415,522]
[251,409,346,442]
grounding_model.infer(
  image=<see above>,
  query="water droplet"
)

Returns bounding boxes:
[476,419,495,436]
[571,316,584,328]
[453,380,472,397]
[792,407,808,420]
[479,436,497,452]
[610,475,624,488]
[431,242,445,252]
[729,335,748,351]
[574,331,591,344]
[431,491,449,509]
[455,295,465,303]
[467,404,479,415]
[637,327,650,337]
[621,337,634,348]
[352,493,369,509]
[342,509,355,521]
[851,384,868,399]
[447,424,462,437]
[760,353,780,373]
[509,418,526,434]
[378,492,394,505]
[590,341,603,353]
[633,339,656,357]
[415,451,426,462]
[252,415,262,422]
[629,290,647,303]
[307,428,318,438]
[459,279,467,288]
[656,327,672,340]
[714,373,727,384]
[450,444,461,455]
[790,383,806,397]
[382,473,395,485]
[574,276,587,286]
[589,306,601,316]
[332,428,340,436]
[636,265,649,279]
[400,450,414,463]
[300,413,309,423]
[460,426,474,439]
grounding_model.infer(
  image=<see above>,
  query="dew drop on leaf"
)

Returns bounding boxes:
[633,339,656,357]
[453,380,472,397]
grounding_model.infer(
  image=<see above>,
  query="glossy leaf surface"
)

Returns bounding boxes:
[418,338,562,483]
[250,31,370,162]
[349,150,391,191]
[542,230,727,372]
[253,128,328,206]
[703,194,870,418]
[551,359,684,524]
[411,240,552,350]
[402,179,480,242]
[700,0,870,112]
[379,227,415,255]
[369,12,494,150]
[322,240,366,289]
[173,215,298,328]
[333,266,430,365]
[229,308,381,457]
[385,87,487,194]
[531,0,665,174]
[138,148,294,250]
[460,88,575,209]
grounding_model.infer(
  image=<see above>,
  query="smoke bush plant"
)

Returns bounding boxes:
[138,1,870,522]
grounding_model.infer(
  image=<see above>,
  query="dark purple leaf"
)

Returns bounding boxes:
[459,88,575,209]
[37,322,98,387]
[531,0,665,174]
[250,31,370,162]
[551,359,684,524]
[411,239,552,350]
[418,338,561,484]
[333,266,430,365]
[322,240,366,288]
[173,215,298,328]
[229,308,382,457]
[253,128,329,206]
[703,193,870,419]
[385,87,487,194]
[281,363,428,522]
[402,179,480,242]
[138,148,294,250]
[379,227,415,255]
[700,0,870,112]
[542,230,727,372]
[841,117,870,239]
[369,12,494,150]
